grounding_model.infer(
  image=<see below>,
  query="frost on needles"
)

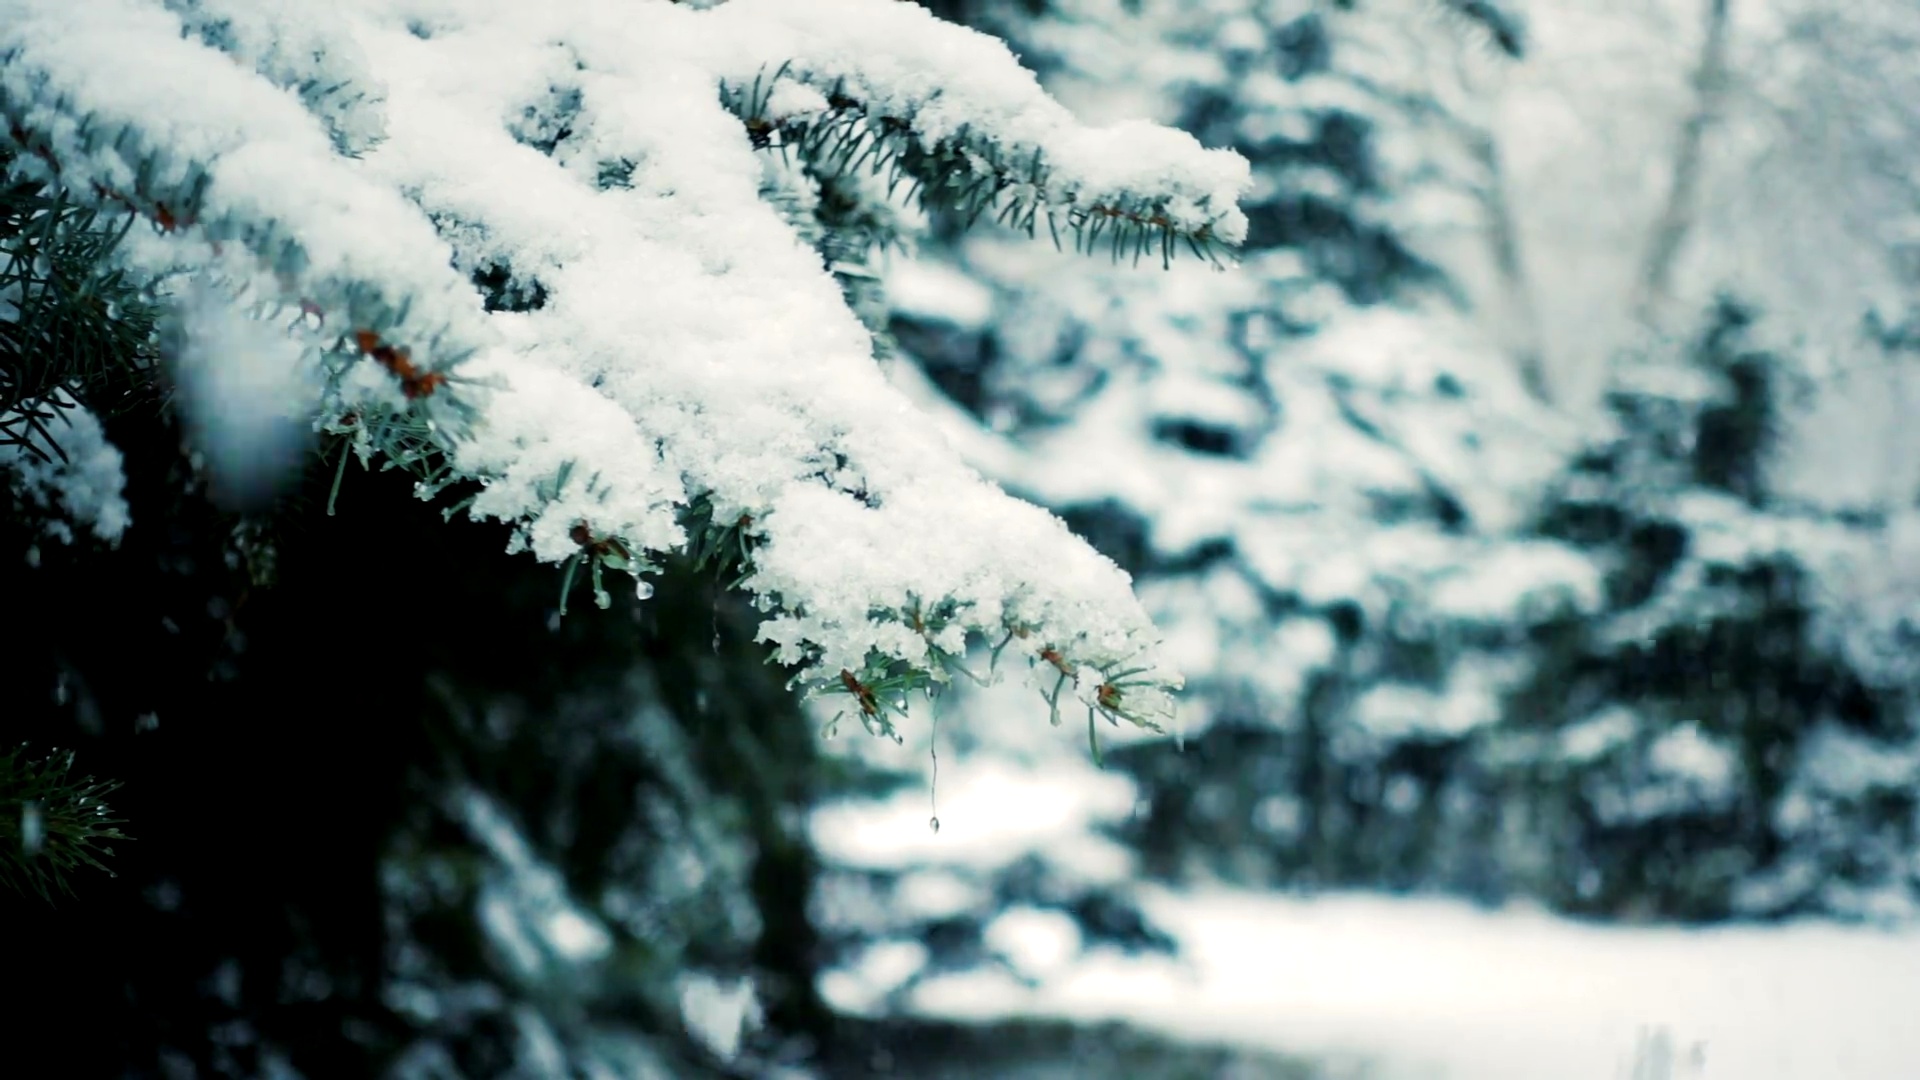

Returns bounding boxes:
[0,0,1250,739]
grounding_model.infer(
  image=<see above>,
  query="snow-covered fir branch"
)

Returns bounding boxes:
[0,0,1253,732]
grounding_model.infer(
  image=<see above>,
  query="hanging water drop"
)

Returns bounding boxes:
[927,695,941,835]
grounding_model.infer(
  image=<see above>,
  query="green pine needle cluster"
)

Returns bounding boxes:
[817,594,1172,760]
[0,154,163,460]
[725,62,1238,271]
[0,744,130,902]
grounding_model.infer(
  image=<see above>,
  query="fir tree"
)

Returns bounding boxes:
[883,0,1593,904]
[1509,299,1920,921]
[1,0,1249,887]
[3,0,1252,745]
[1,0,1253,1072]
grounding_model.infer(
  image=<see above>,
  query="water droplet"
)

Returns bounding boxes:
[928,816,940,834]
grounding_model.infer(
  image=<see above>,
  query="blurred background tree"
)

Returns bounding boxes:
[857,0,1920,954]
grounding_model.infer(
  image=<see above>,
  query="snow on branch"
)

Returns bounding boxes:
[0,392,130,545]
[0,0,485,389]
[0,0,1249,737]
[707,0,1250,265]
[164,0,391,156]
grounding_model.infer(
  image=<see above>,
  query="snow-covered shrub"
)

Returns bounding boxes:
[892,0,1920,922]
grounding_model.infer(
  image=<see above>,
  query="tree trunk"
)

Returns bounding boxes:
[1637,0,1735,325]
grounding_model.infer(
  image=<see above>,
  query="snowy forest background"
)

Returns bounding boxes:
[5,0,1920,1078]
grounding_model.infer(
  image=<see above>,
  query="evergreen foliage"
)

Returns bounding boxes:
[0,0,1250,891]
[0,153,161,459]
[0,743,129,901]
[1,0,1254,754]
[0,0,1264,1074]
[1,415,828,1072]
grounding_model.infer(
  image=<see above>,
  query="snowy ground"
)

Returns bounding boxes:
[909,887,1920,1080]
[811,682,1920,1080]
